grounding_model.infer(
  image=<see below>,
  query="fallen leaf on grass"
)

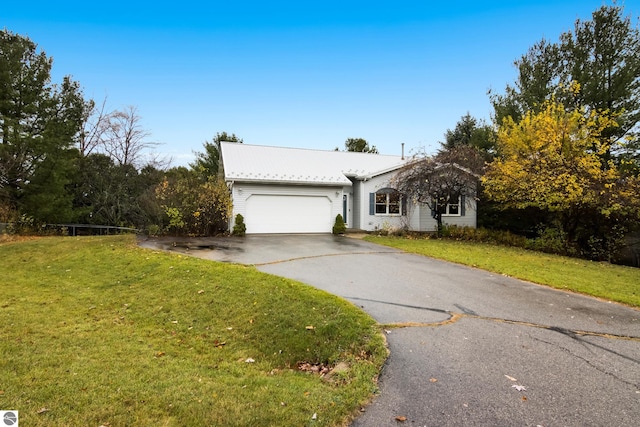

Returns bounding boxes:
[197,290,205,294]
[395,415,407,421]
[37,407,49,414]
[297,362,330,375]
[305,325,315,330]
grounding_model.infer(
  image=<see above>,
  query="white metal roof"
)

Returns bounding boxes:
[221,142,407,186]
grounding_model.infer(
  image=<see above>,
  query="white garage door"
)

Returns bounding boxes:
[245,195,332,234]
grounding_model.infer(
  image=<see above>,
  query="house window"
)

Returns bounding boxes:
[437,196,461,216]
[375,189,402,215]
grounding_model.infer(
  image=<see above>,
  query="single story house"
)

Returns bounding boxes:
[220,142,477,234]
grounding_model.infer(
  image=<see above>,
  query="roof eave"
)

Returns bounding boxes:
[226,177,352,186]
[355,163,405,180]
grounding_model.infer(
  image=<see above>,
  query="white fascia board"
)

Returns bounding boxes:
[228,177,353,186]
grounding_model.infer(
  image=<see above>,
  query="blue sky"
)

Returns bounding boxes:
[4,1,638,166]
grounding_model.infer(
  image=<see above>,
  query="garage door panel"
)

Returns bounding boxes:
[245,195,332,233]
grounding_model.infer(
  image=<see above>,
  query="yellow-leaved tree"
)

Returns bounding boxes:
[482,100,640,260]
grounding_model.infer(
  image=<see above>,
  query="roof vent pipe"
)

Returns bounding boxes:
[401,143,405,160]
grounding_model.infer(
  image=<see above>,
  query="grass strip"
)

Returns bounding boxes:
[364,235,639,307]
[0,235,386,426]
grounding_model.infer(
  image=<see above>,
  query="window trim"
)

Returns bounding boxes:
[437,196,462,217]
[374,188,403,216]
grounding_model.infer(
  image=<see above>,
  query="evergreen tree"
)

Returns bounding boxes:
[441,113,496,159]
[343,138,378,154]
[191,131,243,179]
[0,30,87,223]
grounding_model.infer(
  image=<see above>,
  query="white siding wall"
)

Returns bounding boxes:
[230,183,343,233]
[355,172,477,233]
[408,204,421,231]
[358,174,417,232]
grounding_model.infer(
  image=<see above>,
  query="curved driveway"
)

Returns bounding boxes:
[141,235,640,426]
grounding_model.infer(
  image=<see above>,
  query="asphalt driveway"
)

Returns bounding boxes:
[141,235,640,426]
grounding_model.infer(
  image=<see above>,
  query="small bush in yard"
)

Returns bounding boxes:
[232,213,246,236]
[332,214,346,234]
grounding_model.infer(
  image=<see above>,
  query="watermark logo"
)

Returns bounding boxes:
[0,411,18,426]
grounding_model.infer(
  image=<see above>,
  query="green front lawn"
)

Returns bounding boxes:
[0,235,387,426]
[364,235,640,307]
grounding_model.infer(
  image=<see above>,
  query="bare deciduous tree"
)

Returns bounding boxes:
[78,97,110,156]
[102,105,156,167]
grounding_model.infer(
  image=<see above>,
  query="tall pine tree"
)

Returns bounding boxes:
[0,30,87,223]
